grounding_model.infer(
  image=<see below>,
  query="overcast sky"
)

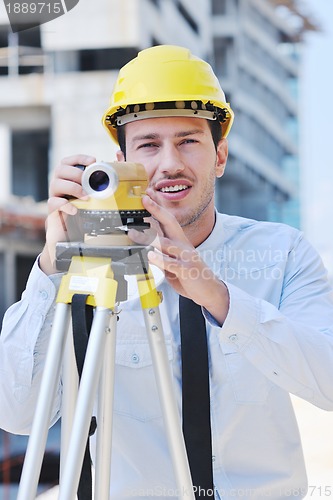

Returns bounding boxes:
[300,0,333,278]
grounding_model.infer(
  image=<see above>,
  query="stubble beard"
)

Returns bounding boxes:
[178,169,216,229]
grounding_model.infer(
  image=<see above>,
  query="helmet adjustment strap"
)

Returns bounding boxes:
[105,100,229,129]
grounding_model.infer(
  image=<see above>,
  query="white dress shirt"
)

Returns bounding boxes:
[1,212,333,499]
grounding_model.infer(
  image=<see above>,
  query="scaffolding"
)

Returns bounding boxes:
[269,0,321,38]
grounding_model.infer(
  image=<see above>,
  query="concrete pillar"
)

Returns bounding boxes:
[4,248,16,310]
[0,124,11,203]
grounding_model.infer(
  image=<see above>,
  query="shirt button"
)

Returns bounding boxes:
[212,455,216,463]
[131,353,140,364]
[229,334,238,342]
[40,290,48,300]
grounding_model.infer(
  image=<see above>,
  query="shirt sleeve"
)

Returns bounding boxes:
[0,257,63,434]
[216,234,333,410]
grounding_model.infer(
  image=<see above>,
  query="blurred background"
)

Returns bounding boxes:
[0,0,332,497]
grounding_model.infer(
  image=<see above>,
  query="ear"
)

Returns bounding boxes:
[215,138,228,178]
[116,150,125,162]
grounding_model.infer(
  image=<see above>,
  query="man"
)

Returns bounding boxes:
[1,45,333,499]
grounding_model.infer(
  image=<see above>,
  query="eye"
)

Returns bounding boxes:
[138,142,159,149]
[180,138,198,145]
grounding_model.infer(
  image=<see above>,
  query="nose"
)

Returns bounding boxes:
[157,142,185,176]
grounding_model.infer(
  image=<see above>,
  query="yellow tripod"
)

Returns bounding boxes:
[17,243,195,499]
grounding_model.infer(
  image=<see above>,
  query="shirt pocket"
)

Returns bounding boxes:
[220,343,273,404]
[114,334,174,422]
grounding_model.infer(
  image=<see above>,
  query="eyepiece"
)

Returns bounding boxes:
[81,162,119,199]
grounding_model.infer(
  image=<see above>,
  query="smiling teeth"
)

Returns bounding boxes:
[160,185,188,193]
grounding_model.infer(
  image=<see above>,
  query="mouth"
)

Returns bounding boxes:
[154,179,192,200]
[159,184,189,193]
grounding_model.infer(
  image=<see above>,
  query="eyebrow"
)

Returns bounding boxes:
[131,129,205,143]
[175,129,205,138]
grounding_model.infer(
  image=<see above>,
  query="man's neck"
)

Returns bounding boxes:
[183,208,216,248]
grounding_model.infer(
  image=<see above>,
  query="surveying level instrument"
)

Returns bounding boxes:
[17,162,195,500]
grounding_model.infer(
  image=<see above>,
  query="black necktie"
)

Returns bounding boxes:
[179,295,214,499]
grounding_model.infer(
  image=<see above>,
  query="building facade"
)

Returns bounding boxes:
[0,0,316,317]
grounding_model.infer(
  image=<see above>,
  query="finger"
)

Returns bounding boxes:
[48,196,77,216]
[144,216,164,237]
[52,156,95,184]
[147,250,197,287]
[147,250,179,275]
[50,177,86,199]
[141,195,188,242]
[157,238,196,262]
[53,164,84,185]
[58,155,96,181]
[129,227,186,262]
[144,187,160,204]
[61,154,96,168]
[50,155,96,197]
[128,227,158,246]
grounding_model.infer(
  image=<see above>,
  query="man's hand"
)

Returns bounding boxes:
[39,154,96,275]
[129,192,229,325]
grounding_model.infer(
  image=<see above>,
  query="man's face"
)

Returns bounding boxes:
[118,116,228,229]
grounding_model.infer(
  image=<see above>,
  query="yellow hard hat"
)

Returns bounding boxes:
[102,45,234,144]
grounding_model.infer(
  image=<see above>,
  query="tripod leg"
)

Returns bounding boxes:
[143,306,195,499]
[60,321,79,480]
[137,270,194,498]
[59,307,113,500]
[94,311,118,499]
[17,303,71,500]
